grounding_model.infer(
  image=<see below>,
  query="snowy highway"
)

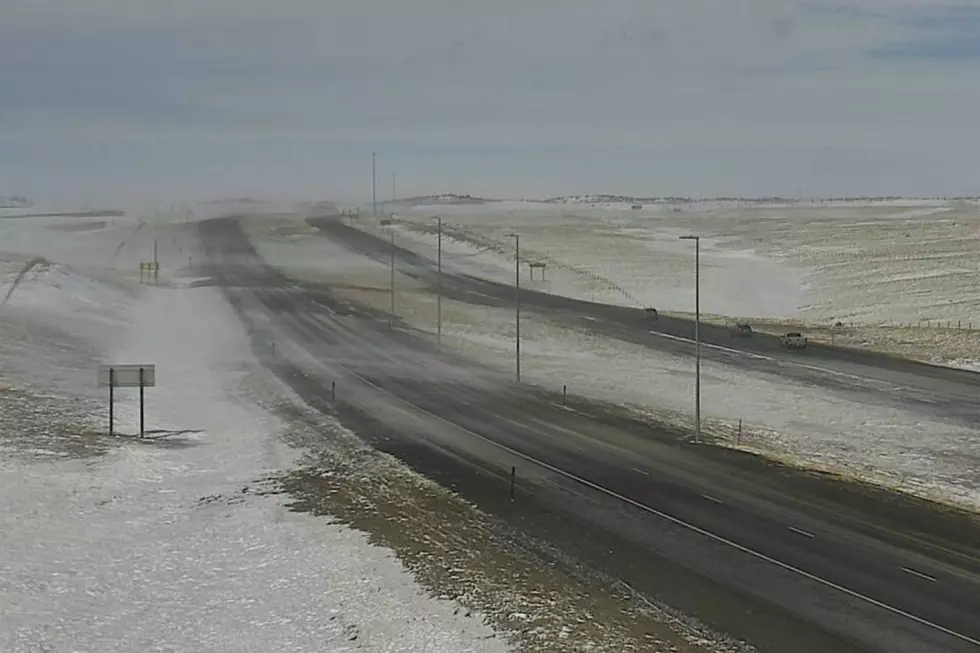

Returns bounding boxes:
[310,216,980,431]
[201,215,980,653]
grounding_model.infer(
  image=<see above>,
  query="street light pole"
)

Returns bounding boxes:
[434,216,442,346]
[389,226,395,329]
[680,235,701,443]
[506,233,521,384]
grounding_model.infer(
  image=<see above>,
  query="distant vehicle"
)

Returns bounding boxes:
[643,307,659,322]
[780,332,807,349]
[730,322,753,337]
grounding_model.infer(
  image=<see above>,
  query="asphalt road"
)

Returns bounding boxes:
[201,216,980,653]
[309,216,980,429]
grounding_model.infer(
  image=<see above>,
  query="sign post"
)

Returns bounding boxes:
[529,262,546,281]
[109,368,115,436]
[139,367,145,435]
[138,262,160,284]
[99,364,156,438]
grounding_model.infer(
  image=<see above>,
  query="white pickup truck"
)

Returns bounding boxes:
[780,332,807,350]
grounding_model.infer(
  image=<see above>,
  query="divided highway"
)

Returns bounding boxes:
[202,216,980,653]
[309,216,980,429]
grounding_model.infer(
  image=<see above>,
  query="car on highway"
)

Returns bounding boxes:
[780,331,807,349]
[642,307,658,323]
[730,321,753,337]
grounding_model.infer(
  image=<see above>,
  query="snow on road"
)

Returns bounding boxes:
[0,222,510,653]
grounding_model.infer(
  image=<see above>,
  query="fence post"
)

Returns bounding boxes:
[737,419,742,447]
[331,381,336,401]
[509,466,516,502]
[562,384,567,405]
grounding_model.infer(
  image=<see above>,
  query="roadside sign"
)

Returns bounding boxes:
[99,364,155,438]
[99,364,155,387]
[380,219,392,226]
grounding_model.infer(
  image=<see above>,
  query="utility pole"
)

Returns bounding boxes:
[372,152,377,217]
[680,235,701,443]
[506,233,521,383]
[392,171,396,204]
[389,226,395,329]
[435,216,442,345]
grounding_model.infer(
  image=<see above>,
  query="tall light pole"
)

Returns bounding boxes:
[372,152,377,217]
[433,216,443,346]
[389,225,395,329]
[505,233,521,384]
[679,235,701,443]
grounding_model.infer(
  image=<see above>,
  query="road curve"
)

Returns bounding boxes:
[201,216,980,653]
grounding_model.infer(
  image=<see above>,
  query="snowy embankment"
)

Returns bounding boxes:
[373,201,980,369]
[0,216,510,653]
[264,211,980,511]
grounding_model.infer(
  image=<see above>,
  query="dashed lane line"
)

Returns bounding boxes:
[903,567,938,583]
[789,526,816,539]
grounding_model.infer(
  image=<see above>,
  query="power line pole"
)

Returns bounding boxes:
[372,152,377,217]
[506,233,521,383]
[392,171,396,203]
[435,216,442,346]
[680,235,701,443]
[389,226,395,329]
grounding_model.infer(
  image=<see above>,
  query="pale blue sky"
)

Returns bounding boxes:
[2,1,979,206]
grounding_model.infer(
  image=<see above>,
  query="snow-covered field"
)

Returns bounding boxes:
[384,199,980,321]
[0,216,511,652]
[375,199,980,367]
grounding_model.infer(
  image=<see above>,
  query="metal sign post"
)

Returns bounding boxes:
[109,368,115,436]
[139,262,160,285]
[139,367,145,435]
[99,364,156,438]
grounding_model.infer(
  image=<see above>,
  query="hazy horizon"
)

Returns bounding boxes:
[4,1,980,206]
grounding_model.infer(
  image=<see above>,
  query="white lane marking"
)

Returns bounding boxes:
[789,526,815,539]
[257,290,977,648]
[353,383,978,647]
[903,567,938,583]
[648,331,892,385]
[701,493,725,505]
[650,330,772,361]
[633,467,650,476]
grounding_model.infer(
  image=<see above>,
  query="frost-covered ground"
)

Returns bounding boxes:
[0,217,511,652]
[376,199,980,367]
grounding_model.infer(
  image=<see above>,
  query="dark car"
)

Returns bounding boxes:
[731,322,753,337]
[643,307,659,322]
